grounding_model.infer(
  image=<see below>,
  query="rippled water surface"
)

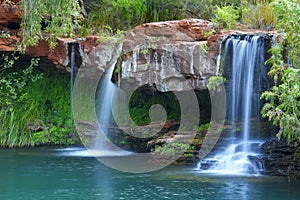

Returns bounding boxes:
[1,147,300,200]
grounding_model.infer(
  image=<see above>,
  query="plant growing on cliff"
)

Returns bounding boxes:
[154,142,192,157]
[207,75,226,91]
[261,0,300,143]
[20,0,82,50]
[0,31,10,39]
[0,56,78,147]
[199,42,210,54]
[0,55,42,147]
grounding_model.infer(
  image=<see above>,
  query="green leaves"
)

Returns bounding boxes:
[20,0,82,50]
[0,56,41,107]
[0,56,78,147]
[83,0,147,34]
[213,5,239,29]
[0,55,42,147]
[261,0,300,143]
[207,76,226,91]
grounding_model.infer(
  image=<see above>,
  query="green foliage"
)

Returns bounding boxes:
[129,89,180,125]
[146,0,243,22]
[25,66,78,146]
[0,55,42,147]
[82,0,247,34]
[199,42,210,54]
[18,0,280,42]
[82,0,146,35]
[154,142,192,157]
[197,123,210,133]
[144,0,184,22]
[0,31,10,39]
[20,0,82,49]
[196,121,227,133]
[207,75,226,91]
[212,5,239,29]
[261,0,300,143]
[0,57,78,147]
[95,27,124,44]
[241,0,276,29]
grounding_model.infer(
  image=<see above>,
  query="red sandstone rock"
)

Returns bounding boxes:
[26,38,72,67]
[80,36,101,54]
[48,38,73,66]
[0,1,22,25]
[0,11,277,74]
[134,18,215,41]
[0,35,19,51]
[26,40,49,57]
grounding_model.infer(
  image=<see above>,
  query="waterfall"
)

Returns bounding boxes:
[94,63,116,150]
[93,63,132,156]
[70,44,75,117]
[199,35,269,175]
[70,43,80,129]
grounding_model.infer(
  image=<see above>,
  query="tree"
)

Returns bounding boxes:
[261,0,300,143]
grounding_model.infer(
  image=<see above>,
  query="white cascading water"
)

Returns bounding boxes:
[200,35,266,175]
[94,63,116,150]
[70,44,75,118]
[92,62,131,156]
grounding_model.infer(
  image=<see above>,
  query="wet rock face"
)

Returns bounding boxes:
[261,138,300,177]
[115,41,215,92]
[115,19,217,92]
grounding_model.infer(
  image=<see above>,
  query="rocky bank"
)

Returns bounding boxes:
[261,138,300,177]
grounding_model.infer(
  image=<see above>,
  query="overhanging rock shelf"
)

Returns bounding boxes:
[0,10,277,91]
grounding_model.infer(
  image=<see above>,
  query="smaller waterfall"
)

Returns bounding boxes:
[189,45,195,74]
[93,63,131,156]
[70,45,76,118]
[95,63,116,150]
[215,41,223,75]
[199,35,269,175]
[70,43,80,130]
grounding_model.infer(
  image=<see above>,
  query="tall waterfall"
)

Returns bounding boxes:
[199,35,270,175]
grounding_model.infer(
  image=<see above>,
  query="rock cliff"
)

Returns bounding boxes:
[0,3,276,91]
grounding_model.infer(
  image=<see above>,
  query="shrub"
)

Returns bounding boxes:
[242,1,276,29]
[212,5,239,29]
[261,0,300,143]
